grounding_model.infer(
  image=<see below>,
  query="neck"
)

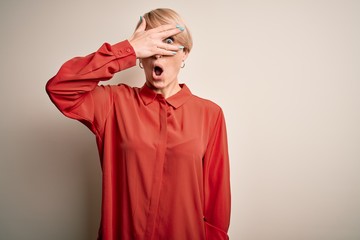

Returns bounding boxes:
[146,81,182,99]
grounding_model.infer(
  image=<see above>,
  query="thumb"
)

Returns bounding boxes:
[136,16,146,32]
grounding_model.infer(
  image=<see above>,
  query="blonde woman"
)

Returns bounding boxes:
[46,8,231,240]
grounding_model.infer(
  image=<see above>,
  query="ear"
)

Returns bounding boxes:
[182,50,189,61]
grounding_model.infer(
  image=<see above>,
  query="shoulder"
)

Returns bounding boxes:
[105,83,140,98]
[91,84,140,103]
[186,92,225,128]
[188,93,223,116]
[107,83,134,92]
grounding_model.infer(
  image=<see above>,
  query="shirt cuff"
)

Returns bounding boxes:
[111,40,137,70]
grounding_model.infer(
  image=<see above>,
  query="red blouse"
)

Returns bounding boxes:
[46,40,231,240]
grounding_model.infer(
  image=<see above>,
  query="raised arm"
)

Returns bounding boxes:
[46,19,184,135]
[46,40,137,135]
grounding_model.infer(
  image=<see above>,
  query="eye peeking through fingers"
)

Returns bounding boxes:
[164,37,174,44]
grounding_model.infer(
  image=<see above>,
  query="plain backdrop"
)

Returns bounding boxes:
[1,0,360,239]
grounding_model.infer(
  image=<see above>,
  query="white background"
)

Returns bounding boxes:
[1,0,360,239]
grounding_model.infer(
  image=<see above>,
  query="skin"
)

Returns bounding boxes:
[128,18,188,98]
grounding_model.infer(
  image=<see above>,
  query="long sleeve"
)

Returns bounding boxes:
[203,108,231,240]
[46,40,136,136]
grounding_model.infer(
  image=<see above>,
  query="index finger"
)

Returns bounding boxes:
[148,24,185,34]
[156,28,184,40]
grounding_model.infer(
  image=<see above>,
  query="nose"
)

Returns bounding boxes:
[154,54,162,59]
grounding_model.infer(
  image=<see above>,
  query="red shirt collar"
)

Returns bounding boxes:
[140,83,192,109]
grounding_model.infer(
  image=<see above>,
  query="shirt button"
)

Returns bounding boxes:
[126,48,131,53]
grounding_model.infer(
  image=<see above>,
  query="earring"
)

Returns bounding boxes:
[139,61,143,69]
[181,61,185,68]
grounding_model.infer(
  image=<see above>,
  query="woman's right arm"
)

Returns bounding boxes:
[46,40,136,135]
[46,19,184,135]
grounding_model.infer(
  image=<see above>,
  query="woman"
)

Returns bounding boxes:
[46,8,231,240]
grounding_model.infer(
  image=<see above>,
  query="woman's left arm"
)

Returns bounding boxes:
[203,108,231,240]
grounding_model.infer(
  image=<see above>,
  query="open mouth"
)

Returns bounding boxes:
[154,66,163,76]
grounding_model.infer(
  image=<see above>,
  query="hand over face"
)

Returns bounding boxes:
[128,17,185,59]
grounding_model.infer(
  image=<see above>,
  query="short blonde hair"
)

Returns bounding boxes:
[136,8,193,53]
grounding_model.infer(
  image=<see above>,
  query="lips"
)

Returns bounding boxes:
[152,63,164,80]
[154,66,163,76]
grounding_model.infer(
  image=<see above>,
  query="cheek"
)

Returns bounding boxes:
[168,57,183,72]
[166,64,181,76]
[142,62,152,74]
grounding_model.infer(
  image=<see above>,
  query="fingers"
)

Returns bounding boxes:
[149,24,185,39]
[135,16,146,33]
[157,28,184,40]
[148,24,180,33]
[156,42,182,52]
[129,19,185,59]
[154,42,185,56]
[155,48,179,57]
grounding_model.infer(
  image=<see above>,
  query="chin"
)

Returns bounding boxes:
[147,80,167,90]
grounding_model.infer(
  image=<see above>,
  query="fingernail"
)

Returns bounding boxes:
[179,46,185,49]
[171,51,177,55]
[176,25,185,31]
[140,16,143,22]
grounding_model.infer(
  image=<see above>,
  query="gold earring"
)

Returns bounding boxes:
[139,61,143,69]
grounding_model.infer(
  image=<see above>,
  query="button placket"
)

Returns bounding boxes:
[144,97,168,240]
